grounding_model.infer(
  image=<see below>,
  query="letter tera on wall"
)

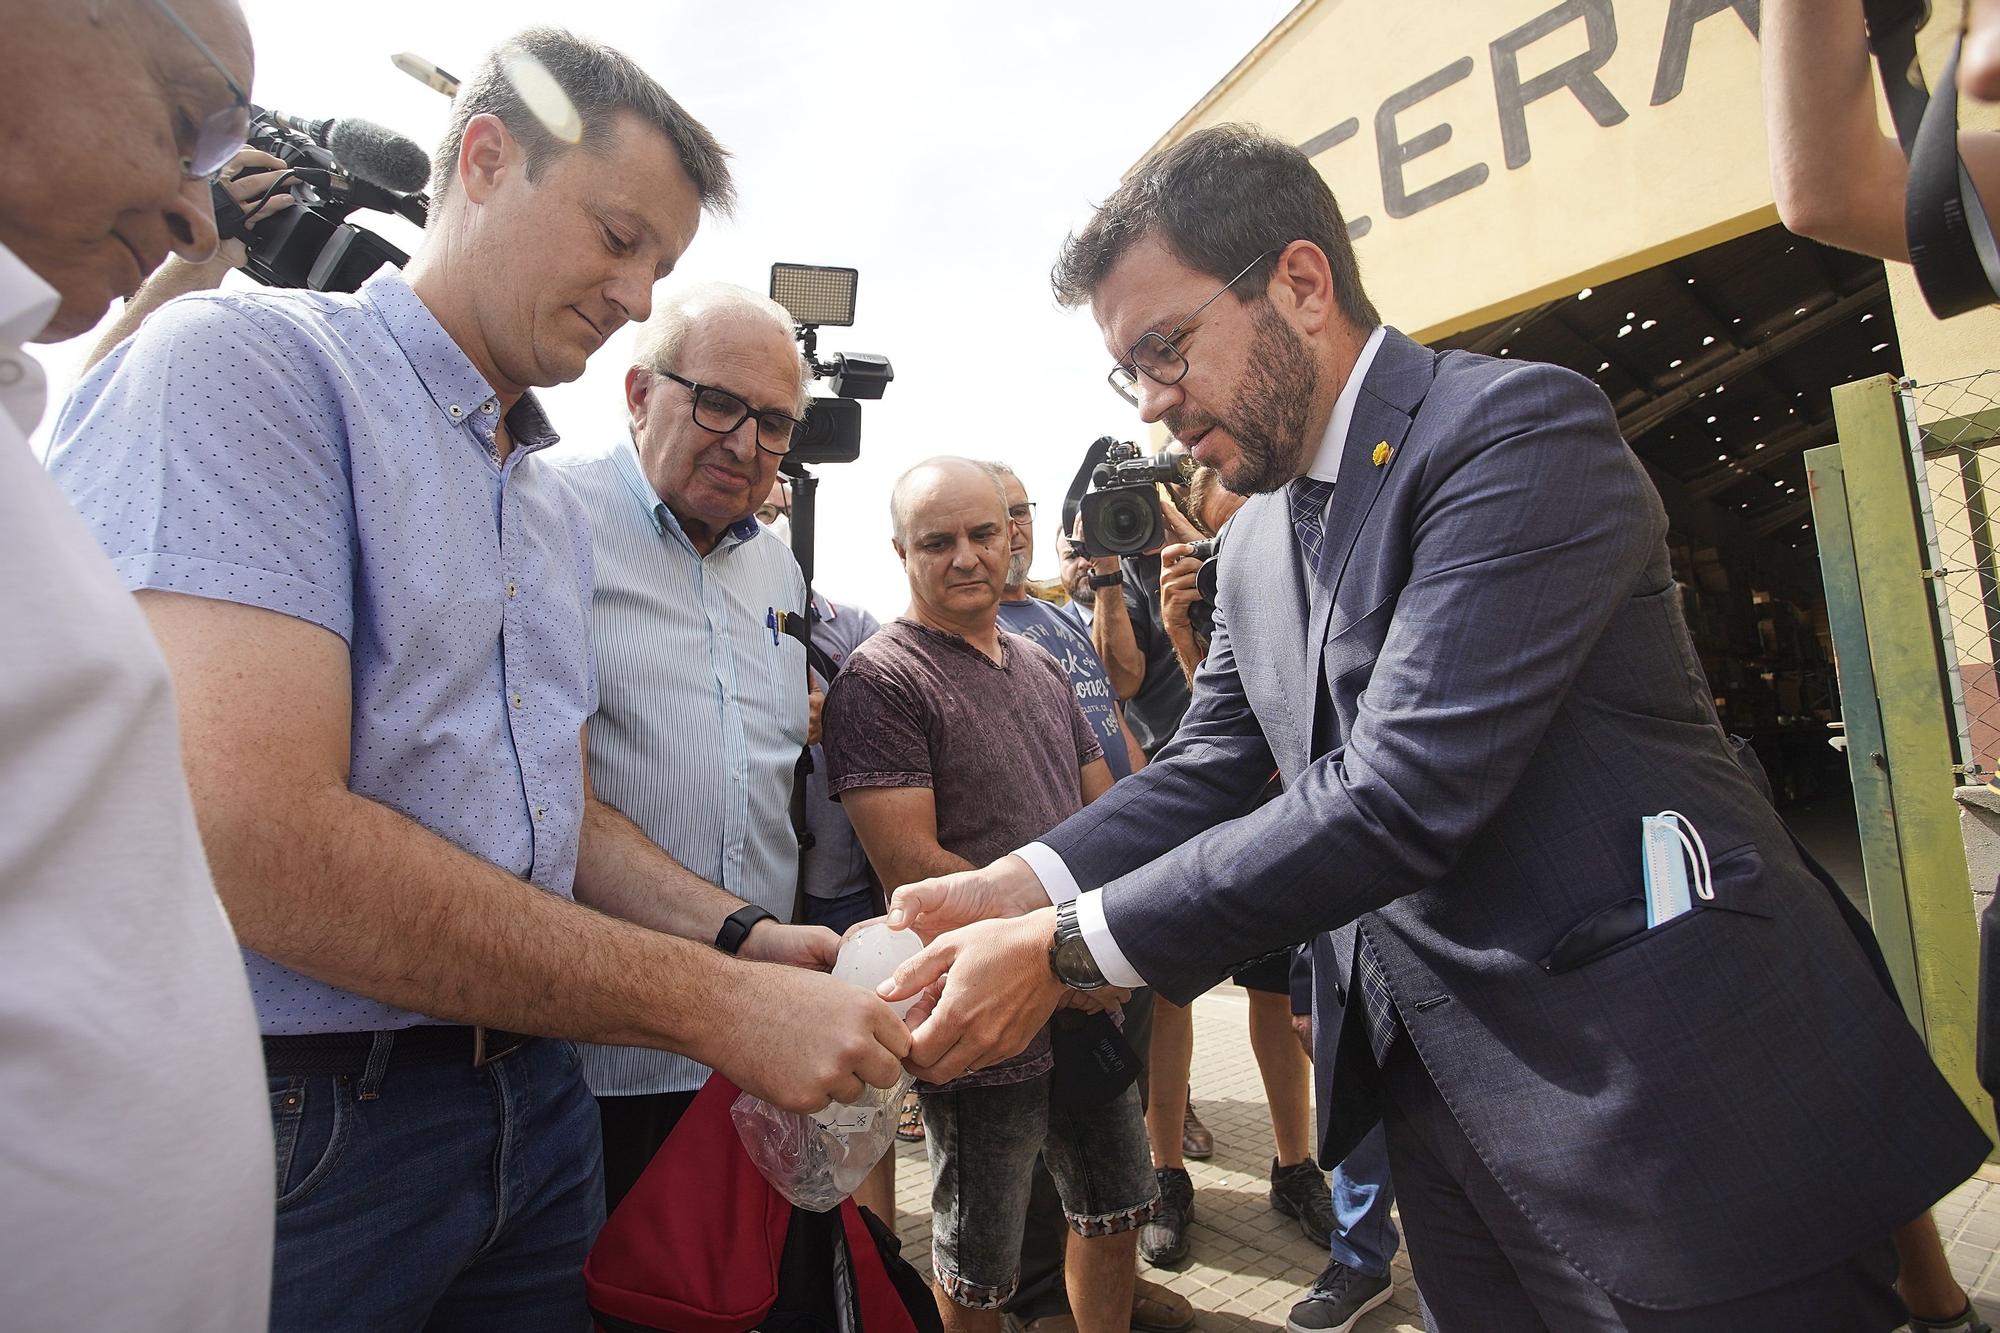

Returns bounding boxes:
[1300,0,1760,232]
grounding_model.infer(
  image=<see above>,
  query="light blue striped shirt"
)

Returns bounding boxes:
[556,442,808,1096]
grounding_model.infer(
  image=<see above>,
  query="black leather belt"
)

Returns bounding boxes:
[263,1025,535,1075]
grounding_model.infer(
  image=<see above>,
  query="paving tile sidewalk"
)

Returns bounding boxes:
[887,989,2000,1331]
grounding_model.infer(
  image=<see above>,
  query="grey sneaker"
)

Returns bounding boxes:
[1285,1259,1392,1333]
[1270,1157,1338,1250]
[1139,1166,1194,1267]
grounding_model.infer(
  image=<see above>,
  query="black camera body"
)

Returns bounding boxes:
[790,345,893,465]
[1189,536,1221,638]
[215,109,430,294]
[1076,438,1196,557]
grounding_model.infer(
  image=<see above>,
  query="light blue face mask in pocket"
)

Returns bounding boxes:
[1642,811,1715,927]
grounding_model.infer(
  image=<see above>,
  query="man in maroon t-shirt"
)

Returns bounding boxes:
[823,457,1160,1333]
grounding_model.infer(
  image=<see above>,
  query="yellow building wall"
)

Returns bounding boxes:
[1151,0,1775,342]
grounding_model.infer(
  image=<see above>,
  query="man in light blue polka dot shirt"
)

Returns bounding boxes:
[48,27,911,1332]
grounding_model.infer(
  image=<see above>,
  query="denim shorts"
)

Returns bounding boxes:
[921,1073,1159,1309]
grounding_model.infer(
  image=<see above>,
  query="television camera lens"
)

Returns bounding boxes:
[1082,488,1162,556]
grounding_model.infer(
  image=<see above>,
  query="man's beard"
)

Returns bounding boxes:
[1167,301,1319,496]
[1068,580,1096,607]
[1005,551,1030,590]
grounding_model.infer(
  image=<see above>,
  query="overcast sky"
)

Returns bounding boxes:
[30,0,1295,620]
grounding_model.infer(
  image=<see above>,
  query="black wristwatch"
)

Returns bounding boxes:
[1087,570,1124,589]
[716,904,776,956]
[1048,900,1109,990]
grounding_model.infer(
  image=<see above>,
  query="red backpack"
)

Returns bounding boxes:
[585,1074,941,1333]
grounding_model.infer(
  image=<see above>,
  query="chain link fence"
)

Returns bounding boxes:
[1904,370,2000,784]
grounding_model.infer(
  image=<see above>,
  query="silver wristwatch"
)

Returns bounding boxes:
[1048,900,1109,990]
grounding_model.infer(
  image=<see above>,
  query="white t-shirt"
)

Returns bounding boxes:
[0,244,272,1329]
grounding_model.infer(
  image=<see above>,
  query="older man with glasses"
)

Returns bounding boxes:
[0,1,269,1328]
[553,281,840,1212]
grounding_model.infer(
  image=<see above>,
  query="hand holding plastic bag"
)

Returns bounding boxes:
[732,922,921,1211]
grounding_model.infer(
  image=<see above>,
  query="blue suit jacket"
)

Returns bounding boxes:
[1040,329,1989,1310]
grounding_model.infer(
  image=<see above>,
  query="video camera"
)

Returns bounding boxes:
[1065,436,1197,558]
[768,263,894,466]
[214,108,431,294]
[1862,0,2000,316]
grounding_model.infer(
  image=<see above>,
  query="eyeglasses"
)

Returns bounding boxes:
[1057,539,1085,560]
[144,0,252,180]
[1007,501,1036,526]
[1107,252,1275,407]
[655,369,804,455]
[755,502,791,524]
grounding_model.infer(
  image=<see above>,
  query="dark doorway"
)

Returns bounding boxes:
[1436,224,1896,899]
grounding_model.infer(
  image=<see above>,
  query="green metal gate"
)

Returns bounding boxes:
[1806,372,1996,1132]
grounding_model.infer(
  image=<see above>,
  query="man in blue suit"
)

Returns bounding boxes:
[882,124,1991,1329]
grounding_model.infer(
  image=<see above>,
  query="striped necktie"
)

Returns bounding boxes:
[1287,475,1400,1065]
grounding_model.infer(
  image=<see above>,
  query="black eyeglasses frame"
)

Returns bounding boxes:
[655,368,804,456]
[1107,251,1278,407]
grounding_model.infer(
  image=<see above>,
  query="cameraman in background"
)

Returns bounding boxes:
[83,145,297,368]
[1076,504,1190,761]
[1065,450,1215,1263]
[1156,467,1239,680]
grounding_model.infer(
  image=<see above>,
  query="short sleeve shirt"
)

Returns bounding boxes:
[556,442,808,1097]
[802,595,883,903]
[45,270,597,1036]
[996,595,1132,780]
[1116,558,1194,756]
[822,618,1101,1089]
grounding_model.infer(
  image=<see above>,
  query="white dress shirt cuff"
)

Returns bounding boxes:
[1073,890,1147,989]
[1017,841,1081,904]
[1014,842,1146,988]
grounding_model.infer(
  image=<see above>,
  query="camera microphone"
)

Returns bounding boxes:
[267,110,335,143]
[328,120,432,194]
[267,111,432,194]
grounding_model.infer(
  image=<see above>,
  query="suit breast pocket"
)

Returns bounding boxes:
[1538,842,1772,975]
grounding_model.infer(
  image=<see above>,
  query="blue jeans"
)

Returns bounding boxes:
[267,1035,604,1331]
[801,885,879,934]
[1327,1121,1400,1279]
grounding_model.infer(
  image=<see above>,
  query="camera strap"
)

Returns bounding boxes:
[212,191,250,247]
[1864,0,2000,316]
[1061,436,1119,540]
